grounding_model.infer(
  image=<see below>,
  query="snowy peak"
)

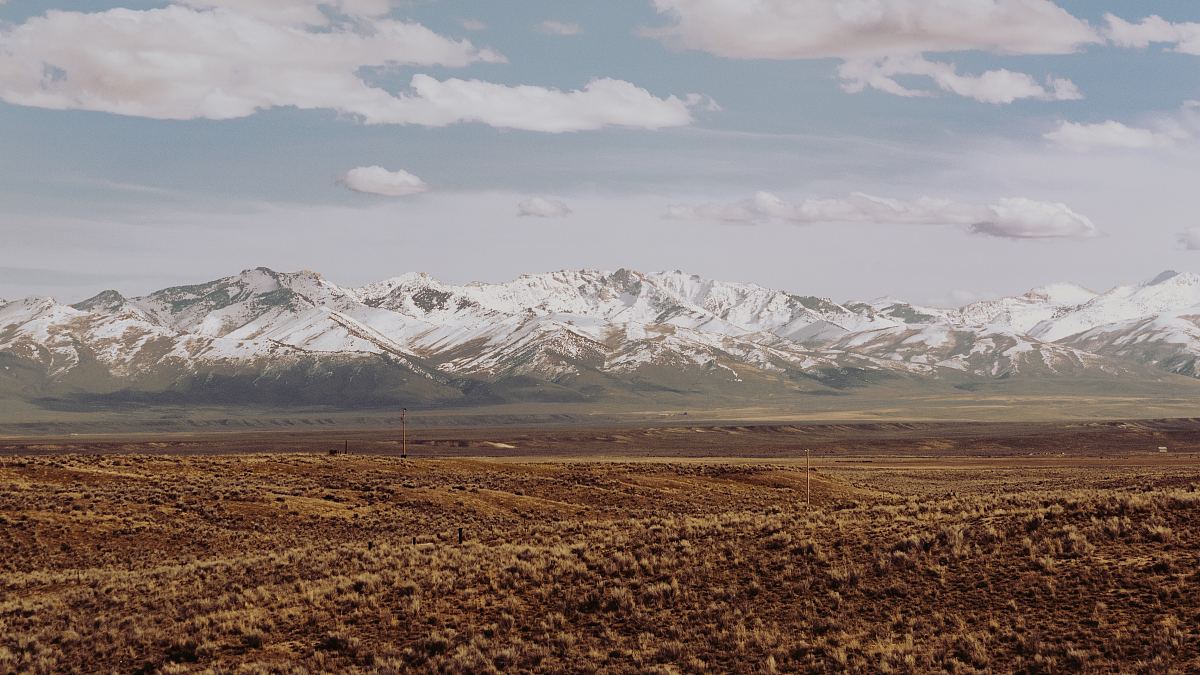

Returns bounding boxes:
[1030,270,1200,342]
[7,267,1200,409]
[956,287,1088,334]
[132,267,354,337]
[352,272,488,321]
[649,269,870,339]
[1023,282,1096,306]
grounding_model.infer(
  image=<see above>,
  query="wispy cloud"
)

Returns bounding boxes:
[838,55,1081,104]
[666,191,1098,240]
[1045,121,1178,151]
[517,197,572,218]
[535,20,582,36]
[179,0,396,27]
[1177,227,1200,251]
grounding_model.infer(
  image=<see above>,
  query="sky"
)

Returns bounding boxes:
[1,0,1199,307]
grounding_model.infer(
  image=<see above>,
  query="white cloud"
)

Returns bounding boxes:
[666,191,1097,240]
[1045,102,1199,151]
[340,166,428,196]
[646,0,1099,59]
[838,55,1081,104]
[517,197,573,218]
[1105,14,1200,55]
[968,198,1096,239]
[179,0,393,26]
[1178,228,1200,251]
[646,1,1094,103]
[460,18,486,31]
[0,7,699,132]
[1045,120,1178,151]
[0,7,498,118]
[356,75,697,132]
[536,20,582,36]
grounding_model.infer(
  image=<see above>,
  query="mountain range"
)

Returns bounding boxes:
[5,267,1200,411]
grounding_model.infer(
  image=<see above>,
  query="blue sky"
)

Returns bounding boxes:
[2,1,1199,305]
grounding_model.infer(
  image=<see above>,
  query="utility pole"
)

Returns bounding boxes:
[401,407,408,460]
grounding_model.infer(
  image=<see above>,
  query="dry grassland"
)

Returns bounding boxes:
[2,454,1199,672]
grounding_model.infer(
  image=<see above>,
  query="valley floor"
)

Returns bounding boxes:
[2,447,1199,672]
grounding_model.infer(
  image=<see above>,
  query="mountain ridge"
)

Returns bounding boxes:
[5,267,1200,410]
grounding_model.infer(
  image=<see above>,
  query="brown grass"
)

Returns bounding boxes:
[1,454,1199,672]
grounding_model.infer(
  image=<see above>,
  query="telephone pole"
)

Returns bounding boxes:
[401,407,408,459]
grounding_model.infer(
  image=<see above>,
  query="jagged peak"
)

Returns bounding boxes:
[22,296,61,308]
[356,271,439,292]
[0,295,74,318]
[72,289,128,313]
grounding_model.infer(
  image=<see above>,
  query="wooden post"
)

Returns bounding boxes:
[401,407,408,460]
[458,527,463,544]
[344,439,348,455]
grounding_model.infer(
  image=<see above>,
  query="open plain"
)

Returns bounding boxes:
[2,420,1200,672]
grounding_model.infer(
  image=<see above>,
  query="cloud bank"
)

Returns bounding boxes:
[666,192,1097,239]
[647,0,1099,59]
[646,1,1097,103]
[517,197,573,218]
[0,6,699,132]
[340,166,428,196]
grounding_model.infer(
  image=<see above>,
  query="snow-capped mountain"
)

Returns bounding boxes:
[2,267,1198,409]
[1029,271,1200,341]
[829,323,1115,378]
[956,283,1097,334]
[1041,271,1200,377]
